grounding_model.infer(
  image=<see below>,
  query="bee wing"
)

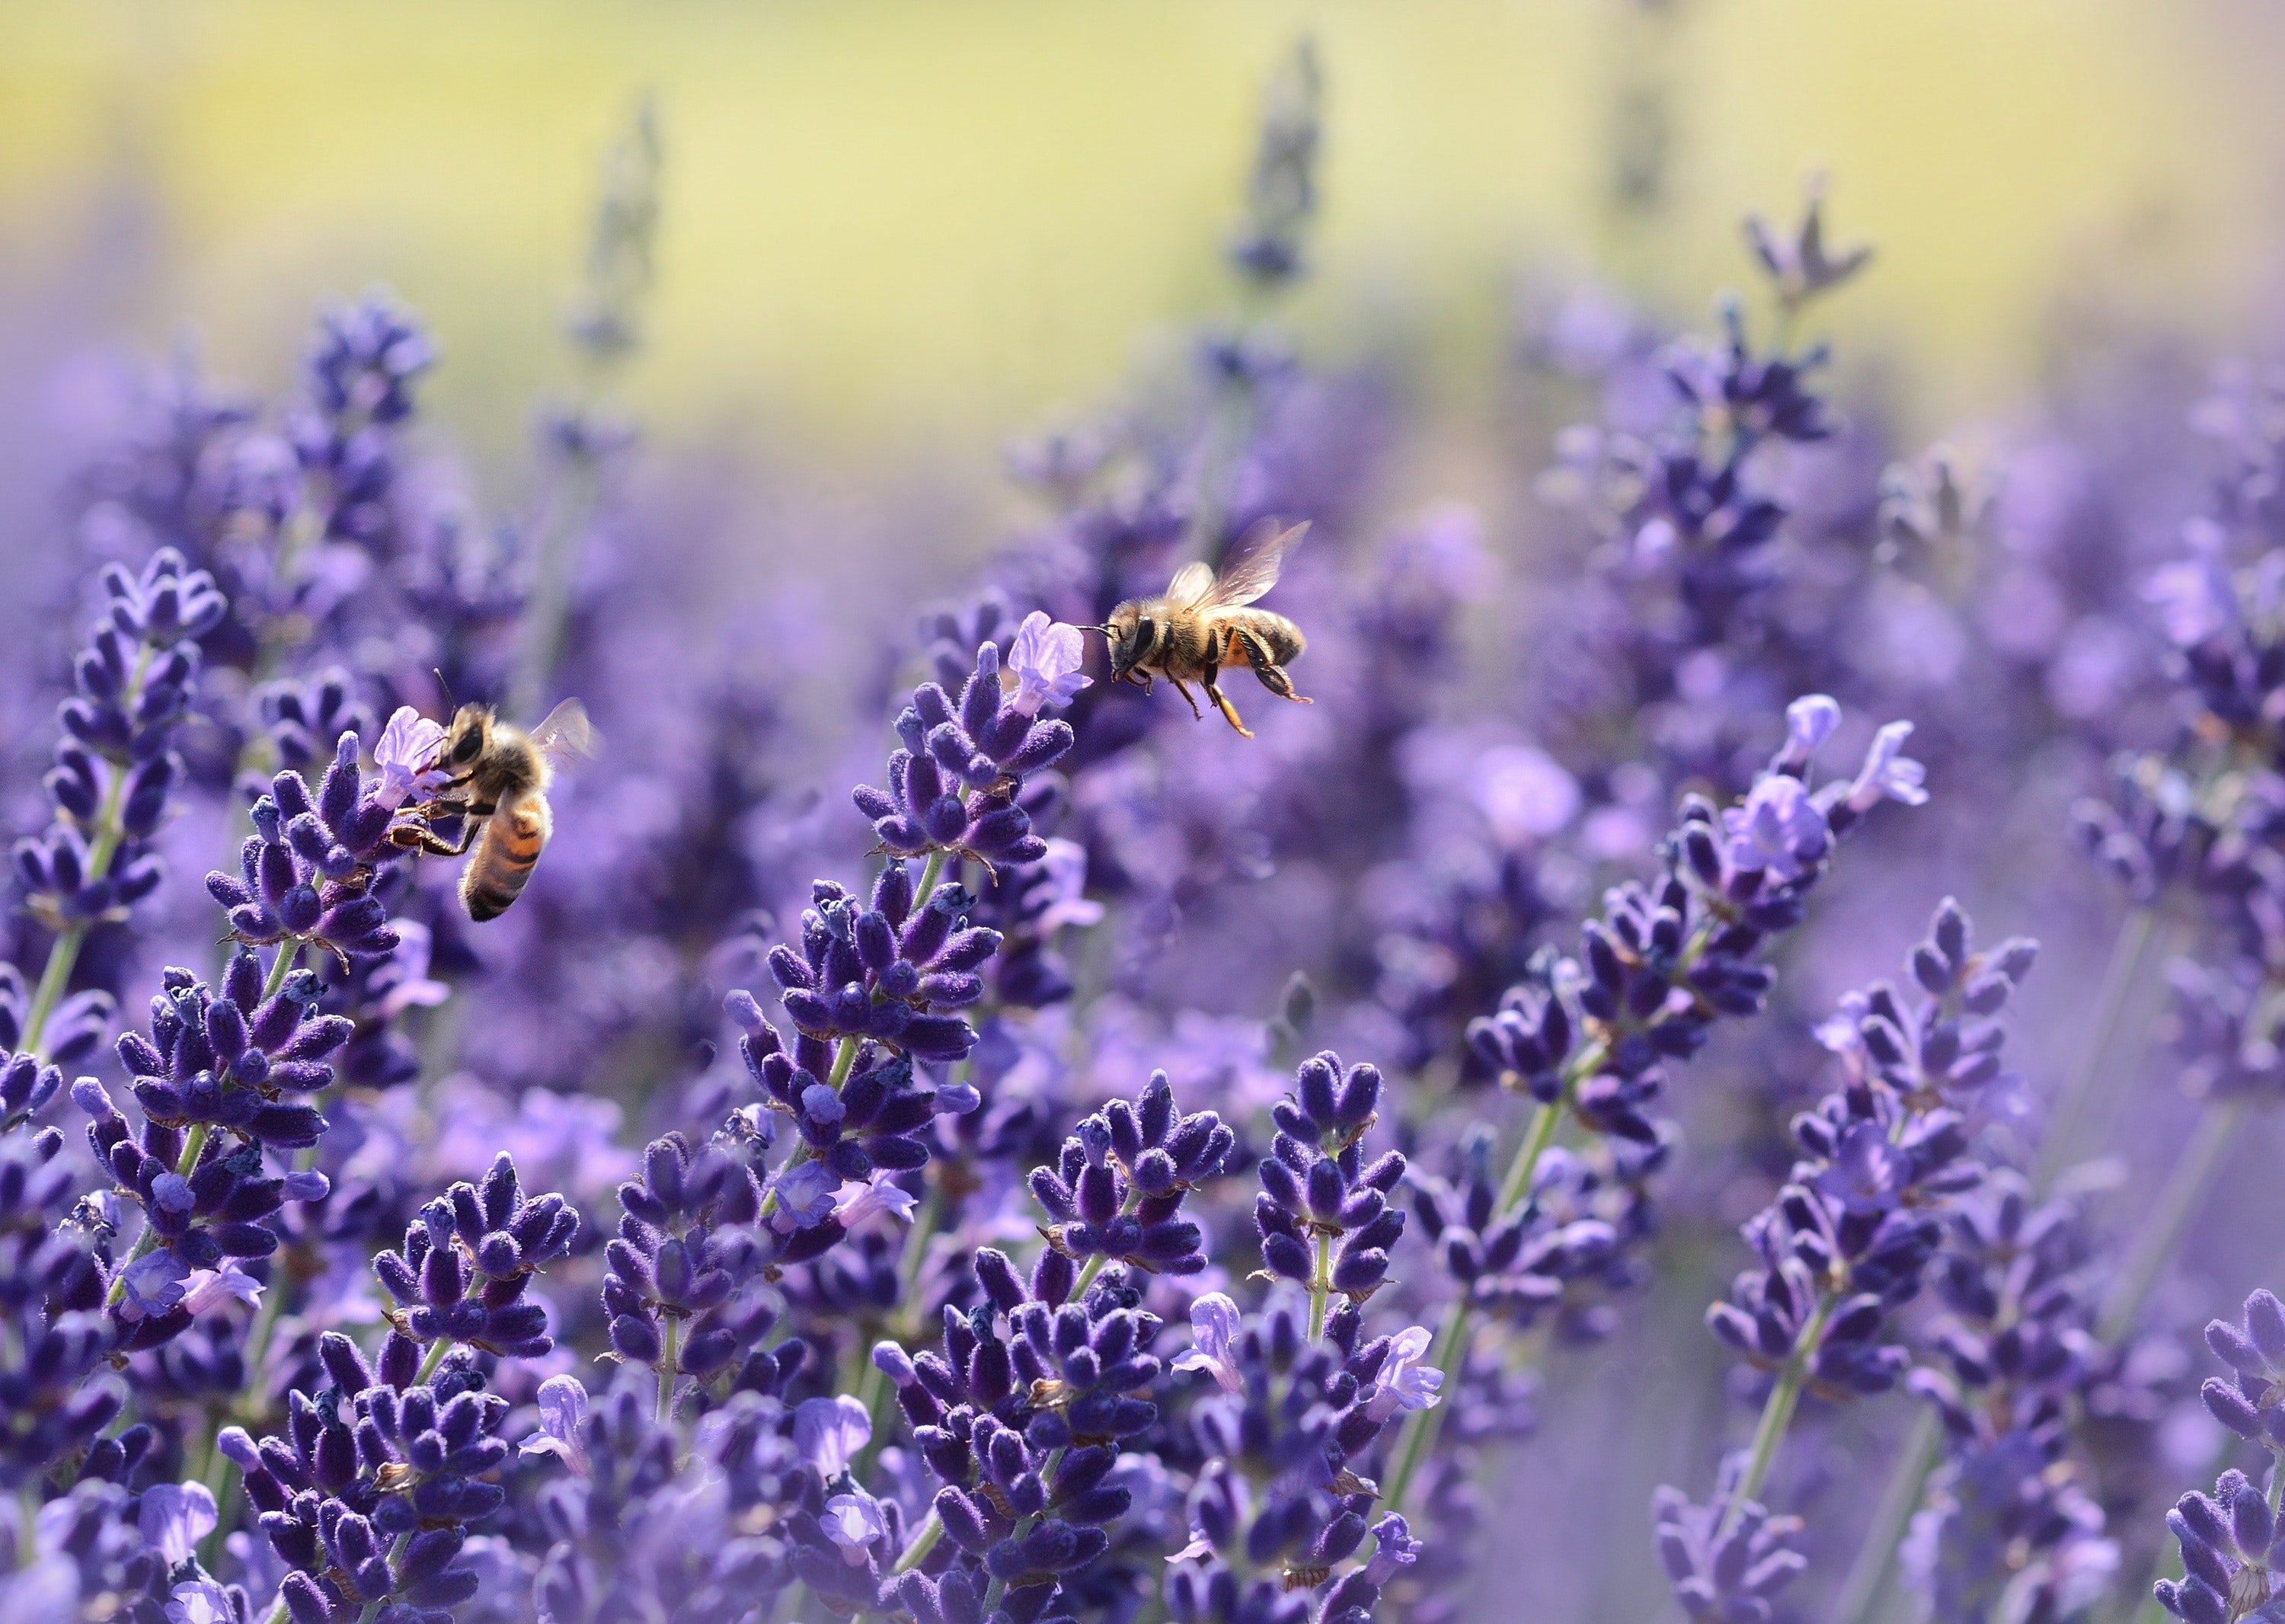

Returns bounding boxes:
[528,698,601,766]
[1164,561,1217,609]
[1200,519,1308,608]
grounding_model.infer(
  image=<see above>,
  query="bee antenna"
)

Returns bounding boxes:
[433,667,455,713]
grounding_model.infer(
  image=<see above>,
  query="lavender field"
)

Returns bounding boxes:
[6,8,2285,1624]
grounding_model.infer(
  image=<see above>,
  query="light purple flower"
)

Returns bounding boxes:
[1003,612,1092,716]
[1365,1325,1443,1421]
[832,1172,917,1231]
[794,1394,872,1479]
[2144,539,2236,649]
[1171,1293,1245,1394]
[769,1161,839,1231]
[372,705,449,811]
[1361,1514,1422,1587]
[820,1493,887,1566]
[1171,1531,1216,1564]
[139,1482,217,1567]
[1771,693,1842,772]
[1032,839,1105,934]
[1842,721,1929,813]
[181,1261,264,1317]
[165,1580,235,1624]
[1722,776,1831,881]
[116,1248,190,1322]
[519,1374,590,1476]
[371,919,451,1018]
[280,1169,331,1204]
[1814,1122,1910,1216]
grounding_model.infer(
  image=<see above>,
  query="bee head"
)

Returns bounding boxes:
[1100,603,1148,680]
[439,704,495,769]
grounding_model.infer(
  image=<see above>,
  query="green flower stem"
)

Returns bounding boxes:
[1306,1229,1334,1341]
[21,645,158,1060]
[910,849,949,912]
[2097,1099,2243,1346]
[1384,1095,1565,1514]
[657,1317,682,1422]
[2031,905,2158,1194]
[1829,1408,1941,1624]
[1717,1293,1837,1539]
[263,942,300,1000]
[893,1508,944,1573]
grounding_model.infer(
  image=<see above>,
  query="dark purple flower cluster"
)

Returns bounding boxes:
[225,1331,502,1624]
[371,1153,577,1358]
[1410,1129,1640,1346]
[2154,1460,2285,1624]
[1651,1459,1807,1624]
[1468,700,1929,1146]
[1167,1296,1430,1621]
[600,1129,797,1404]
[0,1127,122,1488]
[1660,897,2034,1616]
[63,961,350,1356]
[1031,1072,1232,1277]
[12,548,225,1058]
[730,983,973,1190]
[877,1246,1156,1619]
[1903,1175,2115,1624]
[1254,1053,1405,1312]
[855,641,1076,874]
[209,733,410,967]
[763,869,999,1064]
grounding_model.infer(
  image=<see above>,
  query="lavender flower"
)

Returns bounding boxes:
[1254,1052,1406,1319]
[1652,1461,1808,1623]
[854,641,1076,872]
[372,1153,577,1357]
[12,548,224,1052]
[1031,1072,1233,1276]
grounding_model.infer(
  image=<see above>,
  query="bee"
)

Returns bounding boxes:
[391,698,598,921]
[1098,519,1312,738]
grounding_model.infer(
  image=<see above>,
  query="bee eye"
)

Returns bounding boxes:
[452,733,483,764]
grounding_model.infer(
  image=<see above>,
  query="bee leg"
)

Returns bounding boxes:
[1238,629,1312,704]
[391,825,478,858]
[1167,678,1205,721]
[388,802,494,858]
[1200,663,1253,737]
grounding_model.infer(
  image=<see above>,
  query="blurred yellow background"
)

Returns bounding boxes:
[0,0,2274,475]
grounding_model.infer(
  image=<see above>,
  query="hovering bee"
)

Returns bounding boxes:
[392,699,598,921]
[1098,519,1312,737]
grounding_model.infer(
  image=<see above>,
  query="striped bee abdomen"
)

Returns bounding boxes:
[461,793,553,922]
